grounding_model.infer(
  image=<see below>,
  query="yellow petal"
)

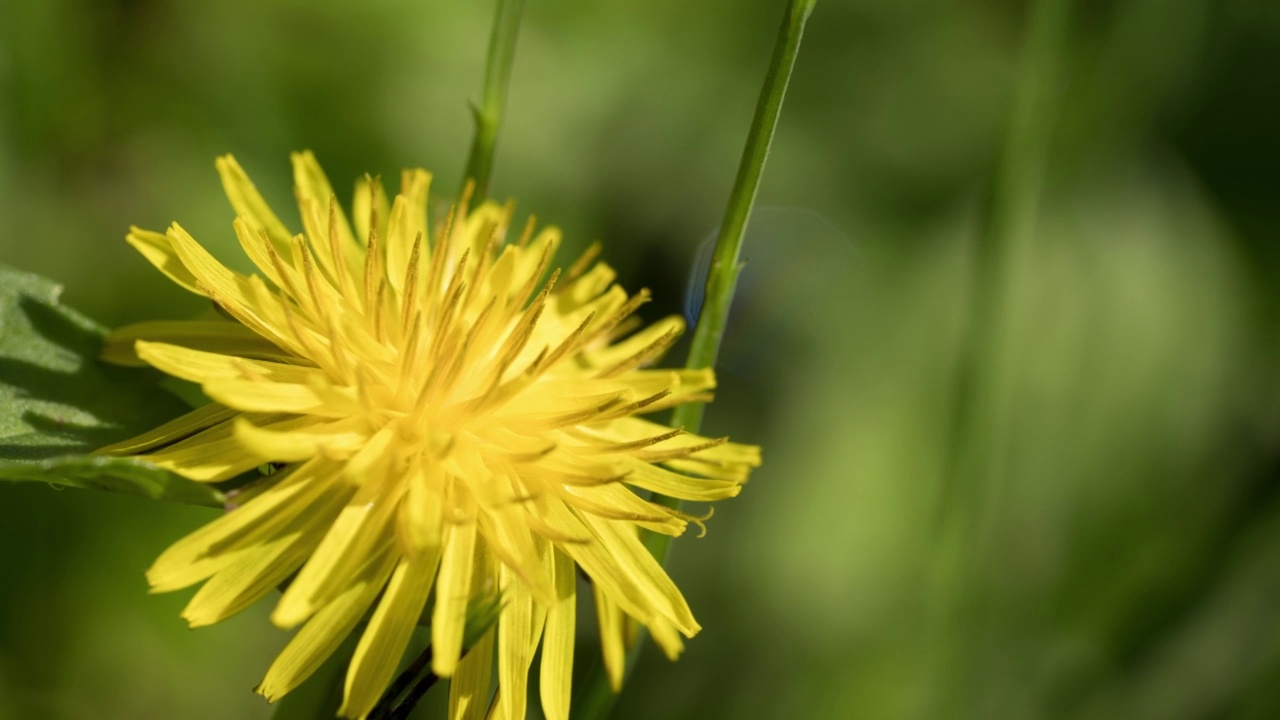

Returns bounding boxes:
[431,512,479,676]
[542,500,697,637]
[102,320,290,367]
[557,483,687,536]
[619,456,743,501]
[147,458,340,591]
[538,500,656,626]
[216,154,294,252]
[164,223,300,354]
[203,378,353,416]
[257,547,398,702]
[125,226,202,296]
[593,583,626,692]
[579,512,698,636]
[352,174,390,249]
[144,415,310,482]
[233,416,369,463]
[647,616,685,661]
[134,340,321,386]
[232,217,288,288]
[292,150,361,283]
[454,201,511,262]
[613,368,716,399]
[581,316,685,372]
[181,517,327,628]
[339,548,442,719]
[484,691,503,720]
[448,626,495,720]
[397,462,444,559]
[608,417,762,468]
[555,261,616,315]
[560,368,717,416]
[97,402,236,456]
[272,428,399,628]
[509,227,561,302]
[495,562,546,720]
[539,548,576,720]
[477,502,556,606]
[481,246,518,313]
[663,456,756,483]
[384,169,431,295]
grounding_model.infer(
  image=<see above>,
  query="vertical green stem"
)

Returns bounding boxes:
[462,0,526,201]
[650,0,816,540]
[573,1,816,717]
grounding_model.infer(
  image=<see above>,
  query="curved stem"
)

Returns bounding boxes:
[462,0,526,201]
[573,1,816,716]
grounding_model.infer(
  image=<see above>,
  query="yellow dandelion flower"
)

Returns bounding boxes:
[99,152,760,719]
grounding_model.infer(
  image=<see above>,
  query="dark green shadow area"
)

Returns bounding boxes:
[0,263,223,506]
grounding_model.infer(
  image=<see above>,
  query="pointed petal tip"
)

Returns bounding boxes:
[431,654,459,678]
[336,688,377,720]
[181,610,213,629]
[270,603,311,631]
[145,566,193,595]
[254,679,287,704]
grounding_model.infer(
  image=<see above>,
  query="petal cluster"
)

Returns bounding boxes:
[100,153,760,719]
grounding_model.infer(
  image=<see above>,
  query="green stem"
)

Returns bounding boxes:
[573,1,816,717]
[462,0,526,201]
[653,0,816,542]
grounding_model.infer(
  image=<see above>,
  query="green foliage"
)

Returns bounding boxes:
[0,263,223,507]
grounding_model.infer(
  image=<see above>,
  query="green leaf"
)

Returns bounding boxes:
[0,454,223,506]
[0,263,223,507]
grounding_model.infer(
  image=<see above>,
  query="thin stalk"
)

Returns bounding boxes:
[652,0,816,547]
[573,1,816,716]
[462,0,526,201]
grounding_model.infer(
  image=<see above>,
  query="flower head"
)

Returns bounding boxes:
[100,153,760,719]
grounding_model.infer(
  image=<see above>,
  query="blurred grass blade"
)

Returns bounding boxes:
[574,1,817,717]
[940,0,1072,519]
[0,263,222,507]
[929,0,1072,713]
[462,0,526,200]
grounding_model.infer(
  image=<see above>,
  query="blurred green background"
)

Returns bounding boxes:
[3,0,1280,718]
